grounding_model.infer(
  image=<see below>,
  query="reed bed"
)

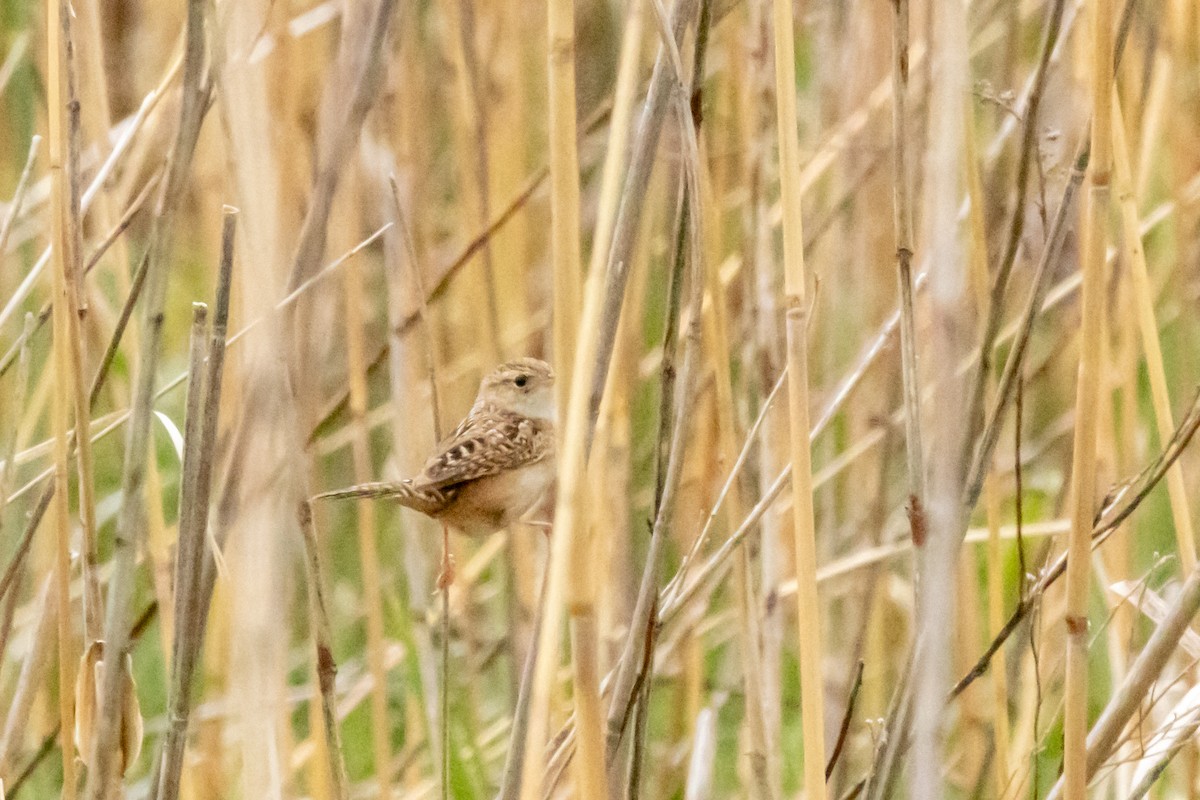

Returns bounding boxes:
[1,0,1200,798]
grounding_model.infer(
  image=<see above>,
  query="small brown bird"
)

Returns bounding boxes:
[314,357,555,536]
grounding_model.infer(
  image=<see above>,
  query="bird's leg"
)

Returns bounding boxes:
[437,523,455,591]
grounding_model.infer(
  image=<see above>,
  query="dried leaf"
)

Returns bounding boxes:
[73,640,145,775]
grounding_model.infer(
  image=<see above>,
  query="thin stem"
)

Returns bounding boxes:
[46,0,80,791]
[1062,0,1113,793]
[773,0,828,791]
[890,0,927,543]
[586,0,702,424]
[298,501,352,800]
[1111,95,1196,572]
[152,209,236,800]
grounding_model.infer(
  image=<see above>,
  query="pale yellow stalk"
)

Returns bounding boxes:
[1062,0,1113,795]
[587,0,644,672]
[1112,95,1196,573]
[523,0,603,796]
[771,0,828,798]
[549,0,583,415]
[74,0,161,654]
[46,0,78,794]
[518,254,607,800]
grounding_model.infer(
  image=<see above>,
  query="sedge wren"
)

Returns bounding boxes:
[314,357,555,536]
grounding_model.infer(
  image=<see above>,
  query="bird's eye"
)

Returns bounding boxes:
[514,375,528,388]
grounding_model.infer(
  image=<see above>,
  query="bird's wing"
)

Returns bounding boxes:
[417,407,551,490]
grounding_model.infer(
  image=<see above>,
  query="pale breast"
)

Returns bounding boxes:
[443,458,556,536]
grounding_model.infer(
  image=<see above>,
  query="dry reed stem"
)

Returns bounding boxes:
[1124,684,1200,799]
[963,151,1085,512]
[771,0,827,795]
[381,170,446,795]
[152,210,236,800]
[151,302,209,797]
[69,0,159,654]
[88,251,151,410]
[523,26,709,788]
[549,0,582,413]
[517,199,609,800]
[826,660,865,782]
[496,553,552,800]
[584,1,644,298]
[602,5,709,784]
[298,501,351,800]
[683,707,716,800]
[1062,0,1113,794]
[1111,96,1196,572]
[625,175,703,798]
[567,2,648,780]
[889,0,927,543]
[46,0,79,792]
[388,177,444,437]
[60,0,102,646]
[911,0,971,791]
[587,0,700,421]
[0,30,27,95]
[544,0,603,792]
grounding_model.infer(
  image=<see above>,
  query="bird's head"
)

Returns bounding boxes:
[478,357,555,420]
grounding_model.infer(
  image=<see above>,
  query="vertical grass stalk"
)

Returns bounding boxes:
[298,502,352,800]
[771,0,828,797]
[1111,95,1196,573]
[1062,0,1113,795]
[549,0,583,418]
[912,0,971,793]
[153,210,236,800]
[889,0,927,542]
[46,0,79,793]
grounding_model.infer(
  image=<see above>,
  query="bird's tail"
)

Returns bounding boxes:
[311,480,448,516]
